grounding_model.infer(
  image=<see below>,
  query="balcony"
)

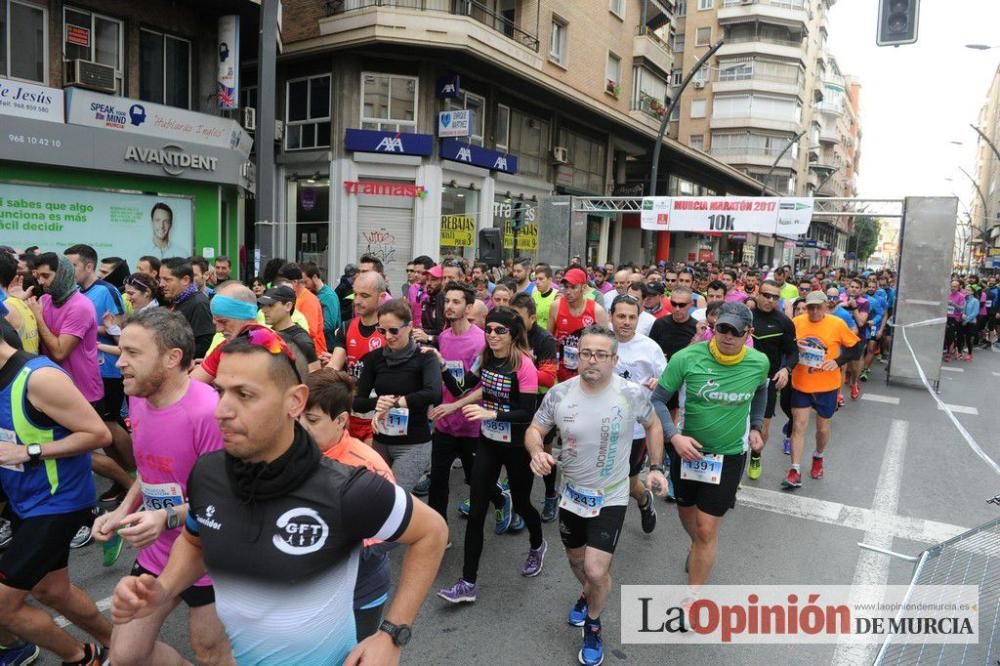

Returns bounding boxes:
[633,29,673,78]
[710,115,801,134]
[815,99,843,116]
[633,91,668,119]
[818,123,840,144]
[714,73,800,97]
[719,0,810,31]
[320,0,543,69]
[710,146,797,169]
[717,36,805,62]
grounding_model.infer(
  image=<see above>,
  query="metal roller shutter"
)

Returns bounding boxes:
[357,190,414,296]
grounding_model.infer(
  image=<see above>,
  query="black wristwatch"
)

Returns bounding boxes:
[649,463,666,473]
[378,619,412,647]
[26,444,42,467]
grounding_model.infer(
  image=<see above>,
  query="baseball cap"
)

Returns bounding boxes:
[645,282,665,296]
[715,302,753,334]
[561,267,588,286]
[805,290,827,306]
[258,285,297,306]
[427,265,443,279]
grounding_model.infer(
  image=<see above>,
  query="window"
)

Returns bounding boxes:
[63,6,124,93]
[689,134,704,151]
[240,85,258,113]
[710,131,800,159]
[633,67,669,118]
[1,0,46,82]
[509,108,550,178]
[495,103,511,152]
[717,57,802,85]
[558,127,606,194]
[361,72,417,132]
[676,0,687,16]
[139,29,191,109]
[698,0,713,9]
[606,52,621,96]
[444,90,486,145]
[670,69,683,86]
[674,34,685,52]
[693,66,709,85]
[670,102,680,121]
[713,93,800,122]
[696,27,711,46]
[286,75,331,150]
[609,0,624,18]
[550,17,567,65]
[690,99,706,118]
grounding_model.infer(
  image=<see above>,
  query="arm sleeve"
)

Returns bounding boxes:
[402,353,442,413]
[341,468,414,543]
[332,325,348,350]
[352,350,379,413]
[651,383,680,442]
[535,335,558,389]
[440,364,481,397]
[781,317,799,372]
[749,381,768,430]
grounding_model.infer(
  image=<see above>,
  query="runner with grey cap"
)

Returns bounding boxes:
[651,302,770,586]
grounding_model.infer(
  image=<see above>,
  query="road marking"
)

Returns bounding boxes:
[938,403,979,415]
[55,596,112,628]
[832,419,907,666]
[860,393,900,405]
[993,372,1000,377]
[940,366,964,373]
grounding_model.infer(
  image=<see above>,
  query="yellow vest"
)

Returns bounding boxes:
[5,298,39,354]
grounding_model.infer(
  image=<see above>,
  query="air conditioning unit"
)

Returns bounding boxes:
[552,146,569,164]
[243,107,257,131]
[64,59,116,93]
[693,80,705,89]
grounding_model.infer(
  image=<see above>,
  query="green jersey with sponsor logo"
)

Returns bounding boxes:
[659,342,769,456]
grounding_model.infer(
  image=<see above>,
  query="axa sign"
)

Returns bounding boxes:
[440,138,518,175]
[124,144,218,176]
[344,128,433,156]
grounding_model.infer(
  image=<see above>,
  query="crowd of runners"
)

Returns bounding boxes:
[0,241,995,665]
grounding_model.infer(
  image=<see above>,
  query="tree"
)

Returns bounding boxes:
[849,216,881,261]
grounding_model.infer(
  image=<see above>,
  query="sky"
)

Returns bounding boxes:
[826,0,1000,202]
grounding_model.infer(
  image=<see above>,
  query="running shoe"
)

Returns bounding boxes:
[747,454,762,481]
[98,483,126,504]
[102,533,124,567]
[783,438,791,455]
[639,490,657,533]
[943,353,953,362]
[521,540,547,577]
[457,498,470,517]
[541,495,559,523]
[781,468,802,490]
[579,621,604,666]
[438,578,477,604]
[810,456,824,480]
[494,490,513,535]
[860,368,871,382]
[568,596,588,627]
[0,639,39,666]
[965,353,974,361]
[837,392,845,408]
[70,525,94,549]
[508,513,525,532]
[0,519,12,550]
[850,383,860,400]
[412,474,431,497]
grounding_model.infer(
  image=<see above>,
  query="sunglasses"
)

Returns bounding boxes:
[715,323,745,337]
[759,292,781,301]
[239,327,303,383]
[376,323,410,336]
[670,301,691,308]
[485,324,510,336]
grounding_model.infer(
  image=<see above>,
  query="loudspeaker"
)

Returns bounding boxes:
[478,228,503,266]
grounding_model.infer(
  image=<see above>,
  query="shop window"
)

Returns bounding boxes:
[439,185,479,259]
[361,72,417,132]
[443,90,485,146]
[286,74,331,151]
[493,194,539,263]
[1,0,47,82]
[64,6,124,94]
[139,29,191,109]
[294,179,330,265]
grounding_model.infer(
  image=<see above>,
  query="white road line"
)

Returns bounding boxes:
[940,366,964,373]
[993,372,1000,377]
[55,596,113,628]
[831,419,908,666]
[938,403,979,416]
[860,393,901,405]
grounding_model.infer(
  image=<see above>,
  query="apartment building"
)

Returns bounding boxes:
[0,0,256,265]
[972,63,1000,263]
[668,0,860,266]
[263,0,775,287]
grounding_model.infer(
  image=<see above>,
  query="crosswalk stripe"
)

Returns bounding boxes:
[860,393,900,405]
[940,366,964,373]
[938,403,979,415]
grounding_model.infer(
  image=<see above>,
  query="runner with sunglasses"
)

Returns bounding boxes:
[433,307,546,604]
[353,298,442,494]
[649,286,700,426]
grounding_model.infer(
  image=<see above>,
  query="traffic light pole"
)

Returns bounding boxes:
[254,0,280,270]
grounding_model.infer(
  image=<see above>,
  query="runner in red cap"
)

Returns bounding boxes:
[548,268,608,383]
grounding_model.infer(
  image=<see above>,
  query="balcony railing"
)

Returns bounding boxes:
[722,0,806,9]
[724,34,803,48]
[328,0,540,51]
[633,91,668,119]
[711,146,794,160]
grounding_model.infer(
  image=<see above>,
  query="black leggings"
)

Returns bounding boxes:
[463,440,544,583]
[945,318,960,351]
[959,322,978,355]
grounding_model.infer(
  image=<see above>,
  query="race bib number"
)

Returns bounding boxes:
[562,345,579,370]
[679,453,723,485]
[376,407,410,437]
[445,360,465,384]
[142,481,184,511]
[0,428,24,472]
[559,482,604,518]
[481,419,512,443]
[797,342,826,369]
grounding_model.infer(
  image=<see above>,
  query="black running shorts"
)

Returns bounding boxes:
[0,507,91,590]
[668,445,746,518]
[130,561,216,608]
[558,505,627,554]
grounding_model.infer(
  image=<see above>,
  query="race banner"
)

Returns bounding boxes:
[640,196,813,236]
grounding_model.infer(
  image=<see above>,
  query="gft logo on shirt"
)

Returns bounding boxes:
[272,507,330,555]
[696,378,754,404]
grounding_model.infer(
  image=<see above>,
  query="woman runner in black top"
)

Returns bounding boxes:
[431,307,547,604]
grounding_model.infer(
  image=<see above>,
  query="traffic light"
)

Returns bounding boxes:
[877,0,919,47]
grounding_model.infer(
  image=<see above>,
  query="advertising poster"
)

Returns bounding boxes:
[217,15,240,110]
[0,182,194,261]
[640,196,813,236]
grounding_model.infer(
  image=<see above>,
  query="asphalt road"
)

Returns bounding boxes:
[46,348,1000,665]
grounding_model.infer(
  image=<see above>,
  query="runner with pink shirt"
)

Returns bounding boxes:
[93,309,232,665]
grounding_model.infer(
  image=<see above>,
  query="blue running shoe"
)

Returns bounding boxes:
[579,621,603,665]
[494,490,513,535]
[508,513,525,532]
[541,495,558,522]
[568,596,588,627]
[783,438,791,455]
[0,639,39,666]
[456,498,470,517]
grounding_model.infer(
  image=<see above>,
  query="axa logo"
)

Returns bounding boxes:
[457,146,473,162]
[493,156,508,171]
[376,135,404,152]
[272,507,329,555]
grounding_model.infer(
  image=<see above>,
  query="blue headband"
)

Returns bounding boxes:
[210,295,258,321]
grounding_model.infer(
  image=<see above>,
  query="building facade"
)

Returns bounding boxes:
[972,63,1000,266]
